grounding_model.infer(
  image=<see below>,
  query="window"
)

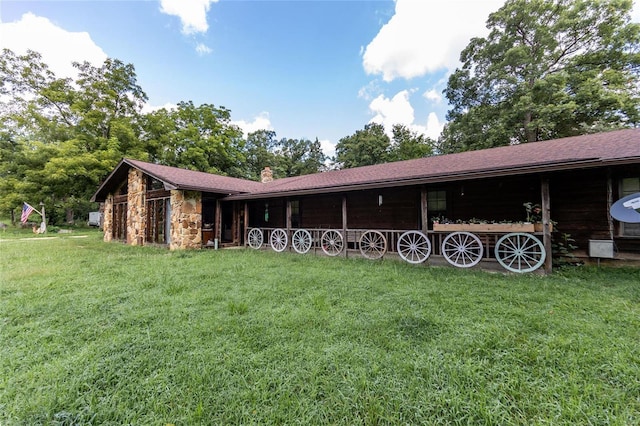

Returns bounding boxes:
[427,190,447,213]
[146,197,169,244]
[291,200,300,228]
[620,177,640,236]
[427,190,447,226]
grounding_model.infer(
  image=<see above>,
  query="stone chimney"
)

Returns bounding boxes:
[261,166,273,183]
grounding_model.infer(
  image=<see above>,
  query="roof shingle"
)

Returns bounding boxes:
[92,129,640,202]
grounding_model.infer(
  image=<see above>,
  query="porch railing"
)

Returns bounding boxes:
[245,227,547,273]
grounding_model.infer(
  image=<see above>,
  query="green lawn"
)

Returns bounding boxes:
[1,233,639,424]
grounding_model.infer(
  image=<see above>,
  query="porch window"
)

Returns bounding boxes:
[427,190,447,217]
[620,177,640,236]
[291,200,300,228]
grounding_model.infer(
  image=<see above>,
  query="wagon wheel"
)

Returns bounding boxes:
[270,228,288,252]
[320,230,343,256]
[292,229,312,254]
[359,230,387,260]
[247,228,263,249]
[441,231,483,268]
[397,231,431,264]
[495,232,546,273]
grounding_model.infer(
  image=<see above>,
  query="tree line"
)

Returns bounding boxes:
[1,0,639,224]
[0,49,433,224]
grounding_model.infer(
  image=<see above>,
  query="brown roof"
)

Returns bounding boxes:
[227,128,640,200]
[91,158,263,201]
[92,129,640,202]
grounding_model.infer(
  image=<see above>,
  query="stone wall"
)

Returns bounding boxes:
[170,190,202,250]
[127,168,146,246]
[103,195,113,242]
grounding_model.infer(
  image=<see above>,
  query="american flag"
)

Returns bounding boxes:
[21,202,35,224]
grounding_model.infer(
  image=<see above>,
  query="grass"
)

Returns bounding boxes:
[1,233,639,424]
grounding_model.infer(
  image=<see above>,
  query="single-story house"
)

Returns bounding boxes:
[92,128,640,273]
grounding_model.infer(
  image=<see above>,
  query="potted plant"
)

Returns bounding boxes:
[523,202,553,232]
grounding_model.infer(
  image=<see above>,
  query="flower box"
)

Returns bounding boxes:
[433,223,536,232]
[534,222,553,232]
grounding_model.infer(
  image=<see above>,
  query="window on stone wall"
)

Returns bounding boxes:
[620,177,640,237]
[146,197,169,244]
[149,178,164,191]
[112,201,127,241]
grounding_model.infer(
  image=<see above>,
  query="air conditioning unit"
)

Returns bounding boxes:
[588,240,614,259]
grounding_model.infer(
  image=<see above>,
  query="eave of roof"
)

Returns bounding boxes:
[225,128,640,200]
[92,129,640,203]
[91,158,263,202]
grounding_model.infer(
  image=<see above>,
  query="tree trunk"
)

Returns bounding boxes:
[523,111,537,142]
[66,208,74,224]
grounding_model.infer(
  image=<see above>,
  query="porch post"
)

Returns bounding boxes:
[606,169,615,239]
[342,194,348,258]
[215,199,221,243]
[541,178,553,274]
[244,201,249,247]
[286,199,292,230]
[420,186,429,233]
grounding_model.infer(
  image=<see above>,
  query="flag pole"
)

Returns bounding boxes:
[39,202,47,234]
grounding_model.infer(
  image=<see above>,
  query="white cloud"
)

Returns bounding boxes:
[319,139,336,159]
[632,0,640,22]
[141,102,178,114]
[357,79,384,101]
[159,0,218,35]
[421,112,445,140]
[195,43,212,56]
[369,90,415,127]
[232,112,273,136]
[0,13,107,79]
[423,89,442,103]
[363,0,504,81]
[368,90,444,140]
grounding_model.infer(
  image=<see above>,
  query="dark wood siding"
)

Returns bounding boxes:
[248,199,285,228]
[299,194,343,228]
[550,169,610,248]
[347,186,420,229]
[445,176,541,223]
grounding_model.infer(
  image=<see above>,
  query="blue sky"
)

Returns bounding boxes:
[2,0,639,158]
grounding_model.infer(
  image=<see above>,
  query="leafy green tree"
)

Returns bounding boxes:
[0,49,148,221]
[243,130,279,180]
[441,0,640,153]
[142,101,246,177]
[273,137,326,178]
[335,123,390,168]
[389,124,433,161]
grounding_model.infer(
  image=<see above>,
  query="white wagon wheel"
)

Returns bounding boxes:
[292,229,312,254]
[495,232,546,273]
[270,228,288,252]
[321,230,343,256]
[247,228,263,249]
[359,230,387,260]
[397,231,431,264]
[441,231,483,268]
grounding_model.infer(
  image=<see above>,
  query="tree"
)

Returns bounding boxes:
[273,137,326,178]
[441,0,640,153]
[388,124,434,161]
[142,101,246,177]
[0,49,148,221]
[334,123,390,168]
[243,129,279,181]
